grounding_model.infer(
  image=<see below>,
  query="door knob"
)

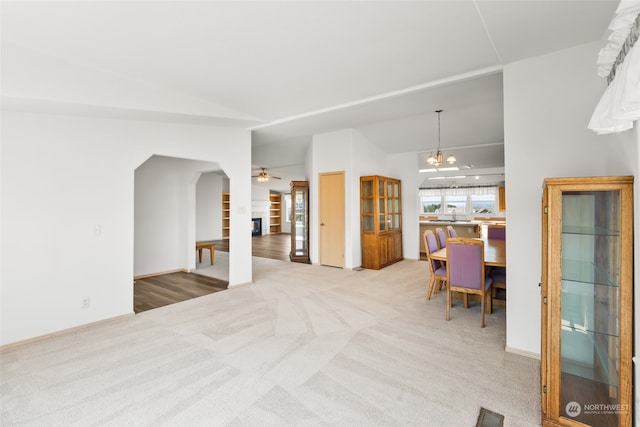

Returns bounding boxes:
[320,223,325,226]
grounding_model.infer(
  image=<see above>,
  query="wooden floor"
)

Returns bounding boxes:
[213,233,291,261]
[134,271,228,313]
[135,234,290,314]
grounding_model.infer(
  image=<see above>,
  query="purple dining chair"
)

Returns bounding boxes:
[487,225,506,240]
[490,268,506,302]
[446,238,493,327]
[435,227,448,249]
[423,230,447,300]
[446,225,457,238]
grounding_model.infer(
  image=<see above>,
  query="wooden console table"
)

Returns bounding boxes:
[196,241,215,265]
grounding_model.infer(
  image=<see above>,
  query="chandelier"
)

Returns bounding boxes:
[426,109,456,167]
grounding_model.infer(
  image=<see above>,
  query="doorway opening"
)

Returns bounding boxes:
[133,155,229,313]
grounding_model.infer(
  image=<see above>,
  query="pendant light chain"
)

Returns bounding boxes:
[426,109,455,167]
[437,109,442,151]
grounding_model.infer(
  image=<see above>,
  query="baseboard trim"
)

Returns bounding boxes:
[227,281,252,289]
[134,268,187,280]
[0,312,135,351]
[505,345,541,360]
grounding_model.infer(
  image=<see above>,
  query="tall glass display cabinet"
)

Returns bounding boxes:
[360,175,402,269]
[541,176,633,427]
[290,181,310,264]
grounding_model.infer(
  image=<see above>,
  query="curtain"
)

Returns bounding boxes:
[588,2,640,135]
[419,186,497,198]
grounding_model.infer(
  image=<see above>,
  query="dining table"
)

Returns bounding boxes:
[429,237,506,267]
[429,237,506,307]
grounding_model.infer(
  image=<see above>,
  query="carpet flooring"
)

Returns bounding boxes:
[1,259,541,426]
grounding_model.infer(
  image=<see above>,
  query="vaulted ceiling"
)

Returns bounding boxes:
[1,1,618,190]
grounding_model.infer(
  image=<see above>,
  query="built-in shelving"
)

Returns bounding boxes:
[222,192,230,240]
[269,193,281,234]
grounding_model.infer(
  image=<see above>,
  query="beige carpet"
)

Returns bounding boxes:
[195,251,283,283]
[1,259,541,426]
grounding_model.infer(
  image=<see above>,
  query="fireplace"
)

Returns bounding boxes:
[252,217,262,236]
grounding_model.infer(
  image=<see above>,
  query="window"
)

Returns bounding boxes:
[418,186,499,217]
[421,196,441,213]
[284,194,292,222]
[471,194,496,214]
[444,195,466,214]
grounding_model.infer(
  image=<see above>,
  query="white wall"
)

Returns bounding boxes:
[1,111,252,346]
[135,156,189,276]
[310,129,352,265]
[196,172,223,241]
[351,130,388,266]
[503,41,638,356]
[308,129,389,268]
[251,185,270,202]
[388,152,429,260]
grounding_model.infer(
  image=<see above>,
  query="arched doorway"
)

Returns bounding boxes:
[133,155,228,312]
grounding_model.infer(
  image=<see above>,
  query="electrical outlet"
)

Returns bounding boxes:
[81,297,90,309]
[93,224,101,237]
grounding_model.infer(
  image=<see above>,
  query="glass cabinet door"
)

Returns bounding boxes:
[360,177,402,235]
[378,179,386,232]
[293,189,307,254]
[290,181,310,263]
[392,181,401,230]
[361,179,374,233]
[543,176,633,427]
[559,190,620,425]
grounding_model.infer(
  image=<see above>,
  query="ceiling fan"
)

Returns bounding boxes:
[252,167,281,182]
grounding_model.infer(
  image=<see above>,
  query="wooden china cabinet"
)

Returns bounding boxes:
[541,176,633,427]
[360,175,402,269]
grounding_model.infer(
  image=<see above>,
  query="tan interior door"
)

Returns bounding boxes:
[319,172,345,267]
